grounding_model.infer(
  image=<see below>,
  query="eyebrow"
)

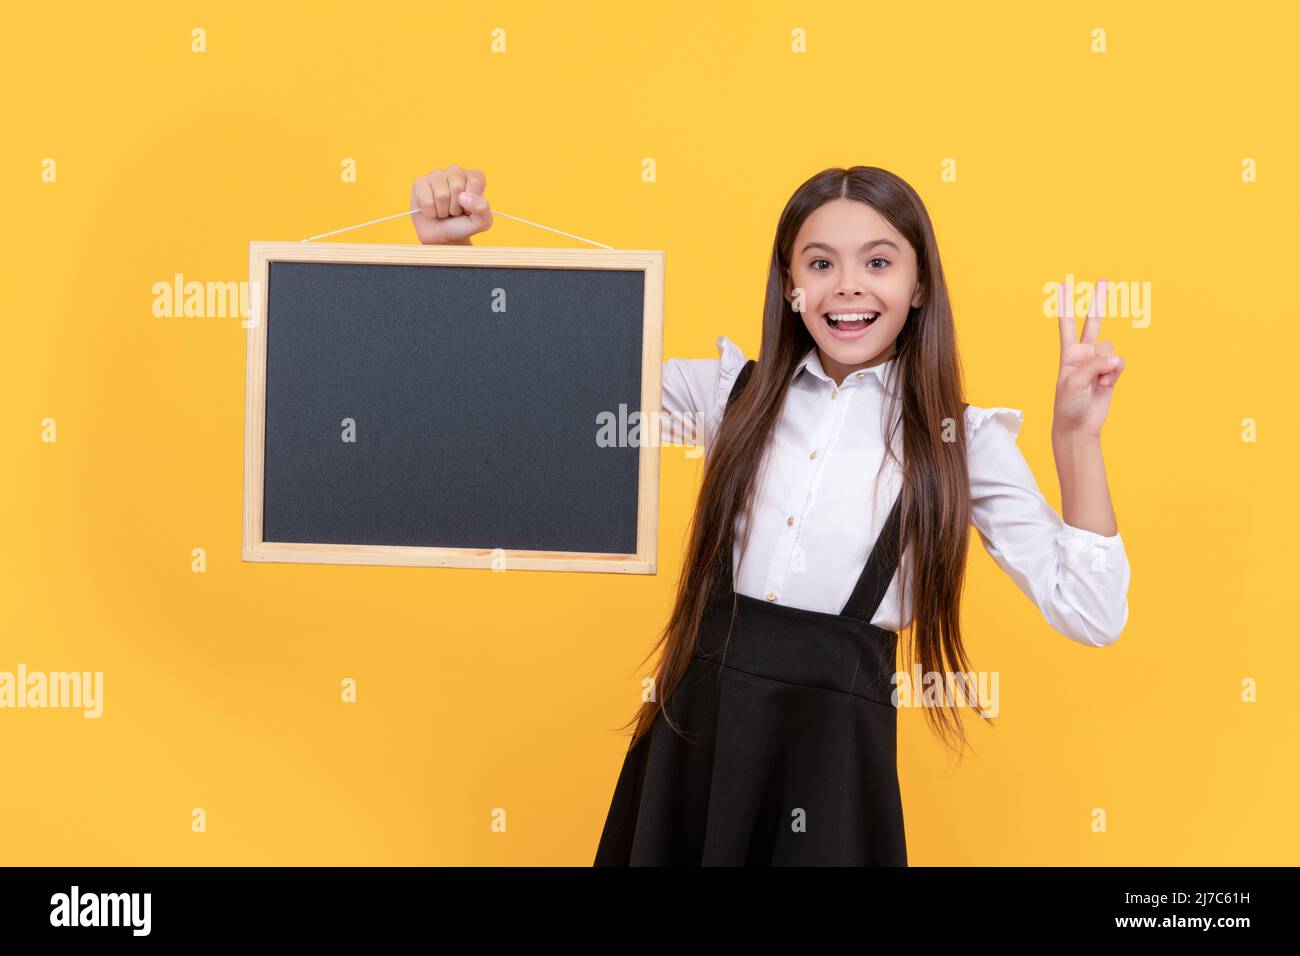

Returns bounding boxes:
[800,239,901,255]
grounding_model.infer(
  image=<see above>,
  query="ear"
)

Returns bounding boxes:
[911,282,924,310]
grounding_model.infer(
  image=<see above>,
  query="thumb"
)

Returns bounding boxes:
[1071,353,1120,389]
[459,191,493,232]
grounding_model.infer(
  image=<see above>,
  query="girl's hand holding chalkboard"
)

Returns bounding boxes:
[410,165,493,245]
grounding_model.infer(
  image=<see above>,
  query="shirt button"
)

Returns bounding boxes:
[856,372,865,379]
[786,515,794,526]
[831,389,838,400]
[809,450,817,460]
[765,592,777,601]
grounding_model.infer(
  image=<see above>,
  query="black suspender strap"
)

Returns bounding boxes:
[726,359,756,409]
[838,493,904,623]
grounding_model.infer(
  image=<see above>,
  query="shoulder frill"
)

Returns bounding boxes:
[963,403,1025,442]
[714,335,748,409]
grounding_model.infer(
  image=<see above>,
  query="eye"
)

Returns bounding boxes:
[809,256,890,270]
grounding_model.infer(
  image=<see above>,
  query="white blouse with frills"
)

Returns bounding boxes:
[660,335,1131,647]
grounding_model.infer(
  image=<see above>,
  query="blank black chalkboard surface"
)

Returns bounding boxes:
[242,241,665,573]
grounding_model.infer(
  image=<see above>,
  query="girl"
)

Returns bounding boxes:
[410,163,1131,867]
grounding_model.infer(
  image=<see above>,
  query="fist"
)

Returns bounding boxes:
[410,165,493,245]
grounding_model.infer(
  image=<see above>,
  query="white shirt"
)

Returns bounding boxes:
[661,335,1131,647]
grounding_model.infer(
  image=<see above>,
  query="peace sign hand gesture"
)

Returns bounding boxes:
[1053,285,1126,440]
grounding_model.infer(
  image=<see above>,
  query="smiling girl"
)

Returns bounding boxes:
[411,163,1131,866]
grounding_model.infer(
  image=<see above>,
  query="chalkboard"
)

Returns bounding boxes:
[242,241,665,573]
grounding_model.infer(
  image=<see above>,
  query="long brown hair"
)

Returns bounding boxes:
[618,166,989,758]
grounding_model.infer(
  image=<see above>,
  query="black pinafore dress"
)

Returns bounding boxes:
[594,359,908,866]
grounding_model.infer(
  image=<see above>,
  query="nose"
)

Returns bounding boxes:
[834,273,870,296]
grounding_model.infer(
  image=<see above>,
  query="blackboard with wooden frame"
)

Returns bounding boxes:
[243,241,665,574]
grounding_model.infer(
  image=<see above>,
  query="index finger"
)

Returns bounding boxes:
[464,169,487,196]
[1058,285,1077,360]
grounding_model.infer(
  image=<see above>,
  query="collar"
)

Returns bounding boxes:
[792,346,898,394]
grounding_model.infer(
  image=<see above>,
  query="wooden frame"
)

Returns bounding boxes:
[242,240,665,574]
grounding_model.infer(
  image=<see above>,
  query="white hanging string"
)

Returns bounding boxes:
[300,206,614,249]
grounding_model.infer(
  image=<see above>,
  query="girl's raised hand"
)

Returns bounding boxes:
[410,165,494,245]
[1052,285,1127,439]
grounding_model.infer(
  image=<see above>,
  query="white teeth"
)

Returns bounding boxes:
[826,312,879,324]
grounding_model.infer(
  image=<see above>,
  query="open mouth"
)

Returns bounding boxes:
[823,311,879,335]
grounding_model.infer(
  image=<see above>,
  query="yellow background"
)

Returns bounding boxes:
[2,0,1296,865]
